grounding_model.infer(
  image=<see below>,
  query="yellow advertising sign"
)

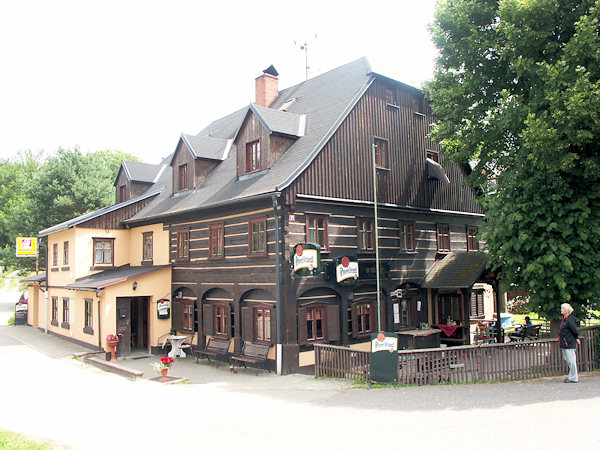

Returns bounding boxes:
[16,237,37,257]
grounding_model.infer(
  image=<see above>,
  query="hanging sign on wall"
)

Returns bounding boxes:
[157,299,170,319]
[291,243,321,276]
[335,256,359,284]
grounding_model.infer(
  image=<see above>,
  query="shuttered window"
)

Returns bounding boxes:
[306,215,329,250]
[181,300,194,332]
[178,164,188,191]
[246,140,261,173]
[436,224,450,253]
[241,305,276,344]
[209,223,225,259]
[298,305,340,346]
[248,217,267,257]
[176,228,190,260]
[399,221,415,252]
[470,290,484,319]
[357,217,374,251]
[467,226,479,252]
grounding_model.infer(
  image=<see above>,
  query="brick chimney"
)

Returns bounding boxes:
[255,65,279,107]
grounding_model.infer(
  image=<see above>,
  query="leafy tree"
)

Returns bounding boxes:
[425,0,600,321]
[1,148,139,271]
[0,151,43,271]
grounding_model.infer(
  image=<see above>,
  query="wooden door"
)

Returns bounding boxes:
[116,297,131,356]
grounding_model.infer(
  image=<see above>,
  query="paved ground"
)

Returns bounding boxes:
[1,280,600,449]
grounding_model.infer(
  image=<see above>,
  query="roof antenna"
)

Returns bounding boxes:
[294,34,317,80]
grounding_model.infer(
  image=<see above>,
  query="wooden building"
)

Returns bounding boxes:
[25,58,495,374]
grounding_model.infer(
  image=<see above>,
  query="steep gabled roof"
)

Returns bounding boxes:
[126,57,374,223]
[41,153,173,236]
[248,104,305,138]
[180,134,233,161]
[114,160,163,186]
[38,189,161,236]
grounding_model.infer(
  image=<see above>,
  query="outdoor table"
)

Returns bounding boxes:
[163,335,188,358]
[438,324,460,337]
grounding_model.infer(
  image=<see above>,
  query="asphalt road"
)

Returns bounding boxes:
[1,280,599,449]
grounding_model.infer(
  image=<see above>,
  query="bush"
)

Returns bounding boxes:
[507,296,530,314]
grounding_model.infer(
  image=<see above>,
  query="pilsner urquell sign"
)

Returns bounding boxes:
[291,243,321,276]
[335,256,359,284]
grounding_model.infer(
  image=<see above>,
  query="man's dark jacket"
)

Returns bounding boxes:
[559,314,579,349]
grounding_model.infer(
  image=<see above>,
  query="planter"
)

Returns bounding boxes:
[107,340,119,363]
[160,367,170,382]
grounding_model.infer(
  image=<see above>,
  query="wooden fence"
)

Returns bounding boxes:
[314,326,599,385]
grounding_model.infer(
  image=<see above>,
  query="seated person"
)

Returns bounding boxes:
[509,316,532,339]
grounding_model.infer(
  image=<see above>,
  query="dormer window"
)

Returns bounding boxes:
[246,141,261,173]
[178,164,188,191]
[119,185,126,202]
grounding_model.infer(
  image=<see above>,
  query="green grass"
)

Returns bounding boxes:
[0,430,54,449]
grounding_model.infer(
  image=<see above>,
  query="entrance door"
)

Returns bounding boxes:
[131,297,149,351]
[116,297,132,356]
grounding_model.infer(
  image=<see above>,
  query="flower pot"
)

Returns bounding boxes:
[160,367,169,382]
[107,340,119,363]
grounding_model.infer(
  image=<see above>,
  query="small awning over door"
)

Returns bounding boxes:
[66,264,170,290]
[420,252,487,289]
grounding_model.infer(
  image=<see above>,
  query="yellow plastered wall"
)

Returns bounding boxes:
[299,341,370,367]
[101,266,172,349]
[47,228,76,286]
[128,224,170,266]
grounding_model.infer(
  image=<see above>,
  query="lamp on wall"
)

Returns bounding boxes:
[132,281,137,291]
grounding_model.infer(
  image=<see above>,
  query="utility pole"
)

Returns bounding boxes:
[371,143,382,331]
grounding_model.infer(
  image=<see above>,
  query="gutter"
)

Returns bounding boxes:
[272,192,282,375]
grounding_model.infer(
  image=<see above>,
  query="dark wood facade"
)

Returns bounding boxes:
[162,77,484,373]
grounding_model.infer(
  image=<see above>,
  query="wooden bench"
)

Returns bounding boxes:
[231,342,271,375]
[508,324,542,342]
[194,338,231,367]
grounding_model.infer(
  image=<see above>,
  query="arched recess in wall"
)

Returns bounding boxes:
[172,286,197,334]
[201,288,234,340]
[240,289,276,343]
[350,283,386,336]
[297,287,341,345]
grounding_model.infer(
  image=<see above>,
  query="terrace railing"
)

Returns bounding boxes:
[314,326,598,385]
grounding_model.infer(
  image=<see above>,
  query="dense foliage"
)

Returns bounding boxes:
[0,148,138,272]
[426,0,600,320]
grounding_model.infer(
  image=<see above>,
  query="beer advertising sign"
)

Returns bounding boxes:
[291,243,320,276]
[335,256,359,284]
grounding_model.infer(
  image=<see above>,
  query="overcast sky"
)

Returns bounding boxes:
[0,0,439,164]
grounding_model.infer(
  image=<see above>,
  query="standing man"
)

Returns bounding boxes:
[559,303,580,383]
